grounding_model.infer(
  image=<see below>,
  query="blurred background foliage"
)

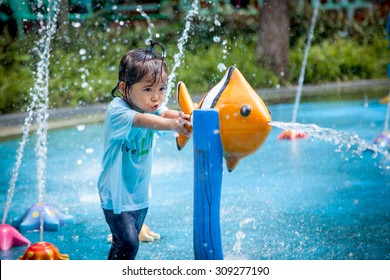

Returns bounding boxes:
[0,4,388,114]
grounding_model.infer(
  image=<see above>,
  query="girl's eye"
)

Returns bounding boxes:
[144,88,153,92]
[160,87,166,92]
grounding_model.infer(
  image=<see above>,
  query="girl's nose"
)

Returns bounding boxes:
[151,92,159,101]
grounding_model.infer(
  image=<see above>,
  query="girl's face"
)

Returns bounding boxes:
[122,72,167,113]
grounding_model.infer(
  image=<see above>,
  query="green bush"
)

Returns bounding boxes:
[0,41,35,114]
[289,33,388,84]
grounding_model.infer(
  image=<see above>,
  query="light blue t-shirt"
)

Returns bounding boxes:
[97,97,168,214]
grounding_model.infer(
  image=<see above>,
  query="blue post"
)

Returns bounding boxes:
[193,109,224,260]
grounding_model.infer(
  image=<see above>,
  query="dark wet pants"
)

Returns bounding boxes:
[103,208,148,260]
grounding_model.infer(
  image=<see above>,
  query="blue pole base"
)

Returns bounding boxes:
[193,109,224,260]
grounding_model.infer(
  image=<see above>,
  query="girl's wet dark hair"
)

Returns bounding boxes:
[111,41,167,98]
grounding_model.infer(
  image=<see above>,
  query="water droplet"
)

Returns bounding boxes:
[213,36,221,43]
[77,125,86,131]
[217,63,227,72]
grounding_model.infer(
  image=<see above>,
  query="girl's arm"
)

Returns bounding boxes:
[132,112,191,137]
[160,109,182,119]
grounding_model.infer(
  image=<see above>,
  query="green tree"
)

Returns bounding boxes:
[256,0,290,84]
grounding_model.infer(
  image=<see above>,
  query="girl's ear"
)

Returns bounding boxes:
[119,82,127,95]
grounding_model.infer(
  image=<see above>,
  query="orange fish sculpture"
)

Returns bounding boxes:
[176,66,272,172]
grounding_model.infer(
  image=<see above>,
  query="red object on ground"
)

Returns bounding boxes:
[278,130,308,140]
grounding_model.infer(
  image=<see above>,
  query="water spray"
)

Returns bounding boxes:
[278,7,319,140]
[165,0,199,104]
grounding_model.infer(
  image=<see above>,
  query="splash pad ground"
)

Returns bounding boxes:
[0,89,389,260]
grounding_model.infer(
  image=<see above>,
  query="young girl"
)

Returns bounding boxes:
[97,42,191,260]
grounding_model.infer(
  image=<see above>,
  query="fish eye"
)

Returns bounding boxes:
[240,105,251,117]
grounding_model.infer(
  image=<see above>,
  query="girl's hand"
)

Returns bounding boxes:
[173,112,192,137]
[178,111,191,122]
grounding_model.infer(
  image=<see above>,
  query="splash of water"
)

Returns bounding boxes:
[136,5,155,45]
[291,8,318,123]
[270,121,390,161]
[165,0,199,103]
[232,218,256,255]
[2,0,60,227]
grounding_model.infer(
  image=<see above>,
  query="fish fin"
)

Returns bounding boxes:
[176,134,190,151]
[176,82,194,151]
[226,158,240,172]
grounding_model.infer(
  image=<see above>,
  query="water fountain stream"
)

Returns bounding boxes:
[271,121,390,164]
[0,0,74,255]
[165,0,199,103]
[2,0,60,229]
[278,7,318,140]
[136,5,154,45]
[291,7,318,124]
[136,1,200,104]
